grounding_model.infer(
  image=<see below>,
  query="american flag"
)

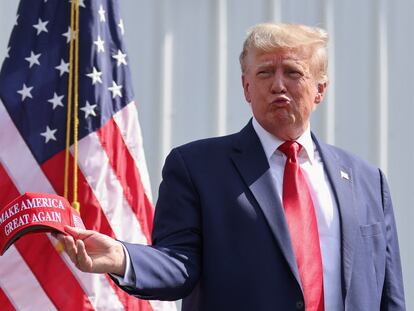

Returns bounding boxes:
[0,1,176,310]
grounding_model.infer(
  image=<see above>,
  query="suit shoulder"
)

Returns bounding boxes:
[322,142,379,174]
[161,132,239,180]
[173,132,238,155]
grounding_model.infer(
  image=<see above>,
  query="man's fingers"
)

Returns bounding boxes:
[54,232,66,245]
[76,239,93,272]
[64,225,92,240]
[62,234,79,265]
[53,232,79,266]
[59,234,92,271]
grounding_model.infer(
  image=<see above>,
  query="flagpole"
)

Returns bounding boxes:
[72,0,80,212]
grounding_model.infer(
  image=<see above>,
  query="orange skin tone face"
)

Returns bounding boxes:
[242,47,327,141]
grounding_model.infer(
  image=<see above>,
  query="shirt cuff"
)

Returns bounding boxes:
[109,243,135,286]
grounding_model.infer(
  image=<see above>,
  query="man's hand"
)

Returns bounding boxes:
[56,226,126,276]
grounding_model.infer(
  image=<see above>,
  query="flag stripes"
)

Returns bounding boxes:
[46,236,126,311]
[0,160,95,310]
[0,246,57,311]
[0,0,177,308]
[76,132,148,243]
[15,235,95,311]
[0,287,15,311]
[112,102,153,203]
[40,129,153,310]
[0,100,176,310]
[0,103,55,196]
[41,151,116,236]
[96,114,153,242]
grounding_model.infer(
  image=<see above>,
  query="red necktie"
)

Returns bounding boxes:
[278,141,324,311]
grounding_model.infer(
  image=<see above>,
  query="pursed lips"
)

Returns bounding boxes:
[270,96,290,107]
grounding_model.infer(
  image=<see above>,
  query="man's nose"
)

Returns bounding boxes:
[270,74,286,94]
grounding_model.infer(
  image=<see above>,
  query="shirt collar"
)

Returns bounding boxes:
[252,117,315,164]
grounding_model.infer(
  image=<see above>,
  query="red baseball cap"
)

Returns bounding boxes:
[0,192,85,255]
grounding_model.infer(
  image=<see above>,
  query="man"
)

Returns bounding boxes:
[58,23,406,310]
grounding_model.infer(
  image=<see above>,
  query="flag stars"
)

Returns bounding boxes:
[86,67,102,84]
[118,19,125,35]
[25,51,41,68]
[112,50,127,66]
[48,92,64,109]
[98,5,106,22]
[62,27,76,43]
[33,18,49,35]
[17,83,33,101]
[55,59,69,76]
[108,81,123,98]
[94,35,105,53]
[40,126,57,143]
[81,101,97,118]
[5,47,10,58]
[15,14,19,26]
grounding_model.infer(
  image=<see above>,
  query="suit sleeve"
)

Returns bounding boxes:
[114,148,202,301]
[379,170,406,310]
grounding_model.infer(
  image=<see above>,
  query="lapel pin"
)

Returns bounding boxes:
[340,170,350,180]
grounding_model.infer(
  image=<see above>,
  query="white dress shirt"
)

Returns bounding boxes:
[252,118,343,310]
[113,244,134,286]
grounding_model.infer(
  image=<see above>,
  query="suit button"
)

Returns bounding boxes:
[296,301,304,309]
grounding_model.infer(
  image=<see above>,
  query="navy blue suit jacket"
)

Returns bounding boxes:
[119,121,405,310]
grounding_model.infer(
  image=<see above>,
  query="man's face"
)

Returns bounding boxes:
[242,47,327,140]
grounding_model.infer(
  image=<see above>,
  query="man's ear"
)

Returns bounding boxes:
[315,81,328,103]
[242,74,251,103]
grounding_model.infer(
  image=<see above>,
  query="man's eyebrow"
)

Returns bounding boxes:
[254,60,275,69]
[254,61,274,69]
[253,61,306,73]
[284,58,305,65]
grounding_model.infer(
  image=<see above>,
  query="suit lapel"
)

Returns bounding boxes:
[230,121,302,288]
[230,123,358,300]
[313,135,358,299]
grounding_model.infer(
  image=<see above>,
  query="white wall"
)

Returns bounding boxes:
[1,0,413,309]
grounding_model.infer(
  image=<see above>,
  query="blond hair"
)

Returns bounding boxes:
[239,23,328,82]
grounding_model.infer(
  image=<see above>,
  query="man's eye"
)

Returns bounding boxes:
[287,70,302,78]
[257,70,272,77]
